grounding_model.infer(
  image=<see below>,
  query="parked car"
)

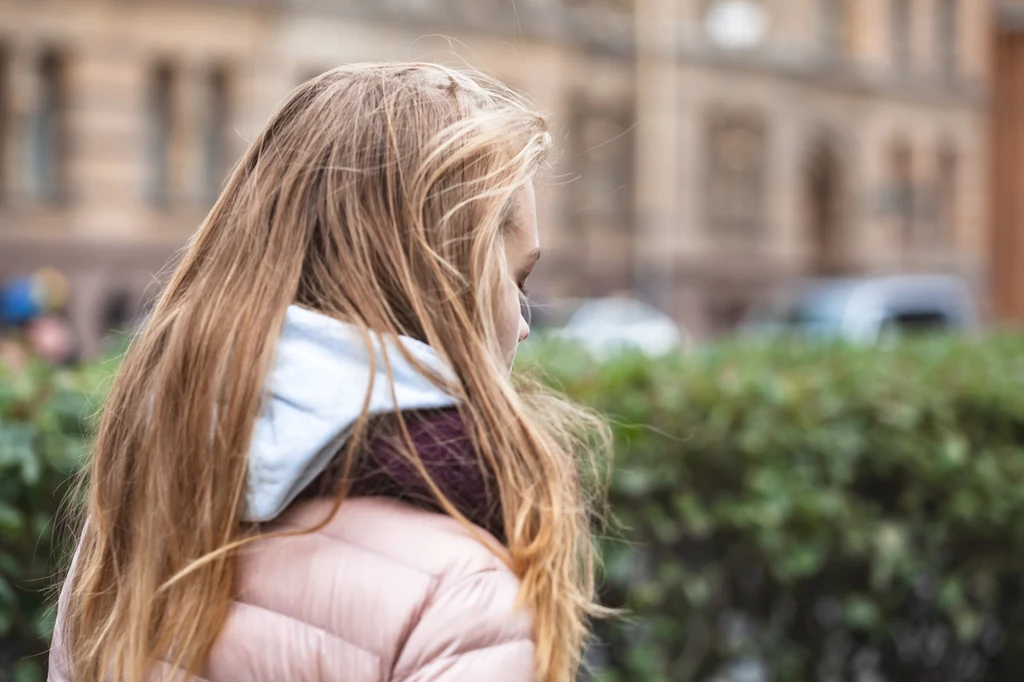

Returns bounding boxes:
[741,275,980,342]
[539,296,684,358]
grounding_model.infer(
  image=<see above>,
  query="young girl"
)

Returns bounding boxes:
[48,63,608,682]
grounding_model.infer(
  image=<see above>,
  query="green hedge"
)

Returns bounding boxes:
[0,359,108,681]
[519,334,1024,682]
[4,335,1024,681]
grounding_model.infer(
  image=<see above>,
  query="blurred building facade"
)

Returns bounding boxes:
[0,0,996,349]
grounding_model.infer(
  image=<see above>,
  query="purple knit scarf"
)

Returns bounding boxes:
[301,408,506,542]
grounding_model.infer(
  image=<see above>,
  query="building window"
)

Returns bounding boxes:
[889,137,914,249]
[937,0,958,83]
[891,0,911,75]
[572,104,634,220]
[819,0,848,55]
[202,65,230,204]
[935,144,958,247]
[24,50,67,203]
[705,112,766,235]
[568,97,635,294]
[146,63,174,207]
[0,44,8,201]
[102,288,137,334]
[806,136,845,273]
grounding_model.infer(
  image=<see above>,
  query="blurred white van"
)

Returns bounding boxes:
[536,296,685,358]
[741,275,980,342]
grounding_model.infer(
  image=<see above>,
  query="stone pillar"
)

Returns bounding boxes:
[677,0,700,41]
[633,0,678,315]
[853,0,892,72]
[64,46,146,236]
[774,100,806,268]
[960,121,988,278]
[67,269,107,357]
[774,0,819,51]
[0,47,21,206]
[962,0,992,86]
[854,122,891,272]
[911,0,932,75]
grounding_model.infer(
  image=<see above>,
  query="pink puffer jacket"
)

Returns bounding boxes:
[47,497,535,681]
[49,308,539,681]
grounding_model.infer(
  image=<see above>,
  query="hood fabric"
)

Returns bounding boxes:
[243,305,458,522]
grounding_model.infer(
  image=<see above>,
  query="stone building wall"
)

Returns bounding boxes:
[0,0,995,350]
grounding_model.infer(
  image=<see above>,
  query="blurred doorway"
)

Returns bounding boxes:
[805,136,847,275]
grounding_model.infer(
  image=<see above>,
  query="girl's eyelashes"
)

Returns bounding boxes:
[518,286,531,320]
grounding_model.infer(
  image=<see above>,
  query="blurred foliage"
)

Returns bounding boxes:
[0,358,110,681]
[519,333,1024,682]
[4,334,1024,681]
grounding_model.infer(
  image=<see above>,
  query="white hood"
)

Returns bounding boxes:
[243,305,458,522]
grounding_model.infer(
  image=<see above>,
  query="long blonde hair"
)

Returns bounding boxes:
[62,62,608,682]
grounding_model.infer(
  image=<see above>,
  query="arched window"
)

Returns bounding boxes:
[202,65,231,204]
[819,0,850,55]
[937,0,958,83]
[25,49,67,203]
[0,43,8,201]
[805,135,845,273]
[935,143,958,247]
[891,0,911,74]
[705,111,766,235]
[888,136,914,250]
[146,62,174,207]
[569,95,635,294]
